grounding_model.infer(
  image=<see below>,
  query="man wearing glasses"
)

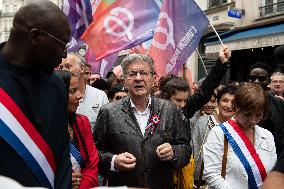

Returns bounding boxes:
[248,61,284,156]
[0,1,71,188]
[94,54,190,188]
[269,72,284,98]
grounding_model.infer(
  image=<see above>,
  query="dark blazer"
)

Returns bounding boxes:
[184,58,228,120]
[260,93,284,155]
[0,47,71,188]
[94,96,191,189]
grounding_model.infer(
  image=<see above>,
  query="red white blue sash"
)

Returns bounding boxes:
[0,88,56,188]
[220,119,267,189]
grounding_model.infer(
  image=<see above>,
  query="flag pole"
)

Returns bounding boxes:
[197,50,208,76]
[209,22,224,47]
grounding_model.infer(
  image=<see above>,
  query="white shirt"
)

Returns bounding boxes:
[76,85,109,132]
[111,96,151,171]
[130,97,151,136]
[0,175,46,189]
[203,125,277,189]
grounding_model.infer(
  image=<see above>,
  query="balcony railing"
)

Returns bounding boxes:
[259,2,284,18]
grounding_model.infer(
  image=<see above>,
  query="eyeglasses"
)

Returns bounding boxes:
[248,75,268,82]
[127,70,152,79]
[30,28,69,53]
[271,80,284,84]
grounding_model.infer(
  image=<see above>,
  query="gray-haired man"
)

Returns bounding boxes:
[94,54,190,188]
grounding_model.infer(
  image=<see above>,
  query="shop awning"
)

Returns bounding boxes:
[205,23,284,54]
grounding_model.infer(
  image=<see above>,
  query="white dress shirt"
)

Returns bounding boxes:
[76,85,109,132]
[203,125,277,189]
[130,97,151,136]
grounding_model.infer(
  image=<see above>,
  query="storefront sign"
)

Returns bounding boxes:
[205,33,284,54]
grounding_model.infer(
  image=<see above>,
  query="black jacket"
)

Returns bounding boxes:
[94,96,191,188]
[0,50,71,188]
[260,93,284,155]
[184,58,227,120]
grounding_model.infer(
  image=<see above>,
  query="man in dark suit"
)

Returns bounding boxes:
[94,54,190,188]
[248,61,284,156]
[0,1,71,188]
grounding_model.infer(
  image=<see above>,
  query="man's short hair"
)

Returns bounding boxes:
[274,45,284,64]
[67,53,86,68]
[160,76,189,100]
[249,61,274,77]
[271,72,284,78]
[121,54,155,76]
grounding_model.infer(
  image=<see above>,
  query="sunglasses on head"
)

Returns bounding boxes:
[248,75,268,82]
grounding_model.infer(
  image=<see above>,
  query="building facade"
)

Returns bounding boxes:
[0,0,64,42]
[193,0,284,82]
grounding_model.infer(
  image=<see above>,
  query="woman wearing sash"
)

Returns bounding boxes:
[56,70,99,189]
[203,83,277,189]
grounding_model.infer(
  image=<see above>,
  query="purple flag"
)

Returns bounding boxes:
[63,0,93,52]
[85,48,118,79]
[149,0,209,76]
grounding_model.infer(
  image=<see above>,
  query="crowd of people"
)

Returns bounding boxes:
[1,1,284,189]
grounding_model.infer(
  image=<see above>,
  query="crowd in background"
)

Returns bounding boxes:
[57,45,284,189]
[1,1,284,189]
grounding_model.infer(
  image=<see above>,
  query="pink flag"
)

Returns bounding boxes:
[82,0,159,61]
[130,40,152,55]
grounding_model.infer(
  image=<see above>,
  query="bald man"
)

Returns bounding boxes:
[0,1,71,188]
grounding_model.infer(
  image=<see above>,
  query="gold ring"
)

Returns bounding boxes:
[77,178,80,182]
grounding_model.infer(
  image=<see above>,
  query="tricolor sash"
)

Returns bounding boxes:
[70,143,84,173]
[0,88,56,188]
[220,119,267,189]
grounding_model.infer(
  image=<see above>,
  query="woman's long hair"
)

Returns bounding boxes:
[55,70,89,162]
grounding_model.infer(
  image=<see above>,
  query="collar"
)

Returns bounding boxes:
[130,95,151,114]
[254,125,268,139]
[231,117,267,139]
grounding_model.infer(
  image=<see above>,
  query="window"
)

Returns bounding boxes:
[4,20,8,31]
[277,0,284,12]
[209,0,227,8]
[5,5,9,13]
[259,0,284,17]
[264,0,273,14]
[13,5,17,13]
[5,33,10,41]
